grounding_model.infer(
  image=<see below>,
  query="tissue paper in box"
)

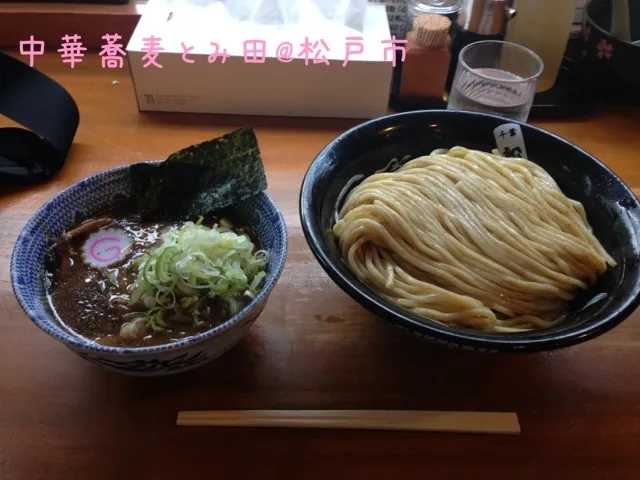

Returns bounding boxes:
[126,0,398,118]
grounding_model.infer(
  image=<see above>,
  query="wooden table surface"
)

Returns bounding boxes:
[2,53,640,480]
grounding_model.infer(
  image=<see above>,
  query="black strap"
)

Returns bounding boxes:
[0,52,79,184]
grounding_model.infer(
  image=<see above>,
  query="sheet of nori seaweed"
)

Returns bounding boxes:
[129,126,267,221]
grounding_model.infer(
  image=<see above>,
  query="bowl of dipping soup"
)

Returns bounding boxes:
[11,163,287,376]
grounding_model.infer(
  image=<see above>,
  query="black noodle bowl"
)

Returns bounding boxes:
[299,110,640,352]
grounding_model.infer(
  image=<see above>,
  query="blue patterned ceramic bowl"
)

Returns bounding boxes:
[11,163,288,376]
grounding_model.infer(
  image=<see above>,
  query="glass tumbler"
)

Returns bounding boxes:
[446,40,544,122]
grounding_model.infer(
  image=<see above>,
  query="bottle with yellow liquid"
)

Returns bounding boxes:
[505,0,576,92]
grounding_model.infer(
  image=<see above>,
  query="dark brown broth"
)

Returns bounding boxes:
[45,207,257,348]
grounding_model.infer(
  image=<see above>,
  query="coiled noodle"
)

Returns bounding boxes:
[332,147,616,332]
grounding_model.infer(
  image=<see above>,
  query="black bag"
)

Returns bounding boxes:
[0,51,79,184]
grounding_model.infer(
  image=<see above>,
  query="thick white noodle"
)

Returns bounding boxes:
[332,147,616,332]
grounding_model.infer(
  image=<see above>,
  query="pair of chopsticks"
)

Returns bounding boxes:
[177,410,520,434]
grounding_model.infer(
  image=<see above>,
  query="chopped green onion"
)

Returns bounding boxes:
[154,310,168,328]
[127,220,268,331]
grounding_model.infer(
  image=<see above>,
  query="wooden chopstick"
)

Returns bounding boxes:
[176,410,520,434]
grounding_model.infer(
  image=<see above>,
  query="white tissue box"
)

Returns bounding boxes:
[126,0,394,119]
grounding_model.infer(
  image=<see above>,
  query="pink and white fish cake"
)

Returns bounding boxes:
[81,228,132,268]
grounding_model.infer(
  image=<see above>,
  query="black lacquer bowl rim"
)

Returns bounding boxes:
[299,110,640,353]
[586,0,640,49]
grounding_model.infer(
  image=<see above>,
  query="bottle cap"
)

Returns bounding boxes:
[408,0,462,17]
[413,14,452,48]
